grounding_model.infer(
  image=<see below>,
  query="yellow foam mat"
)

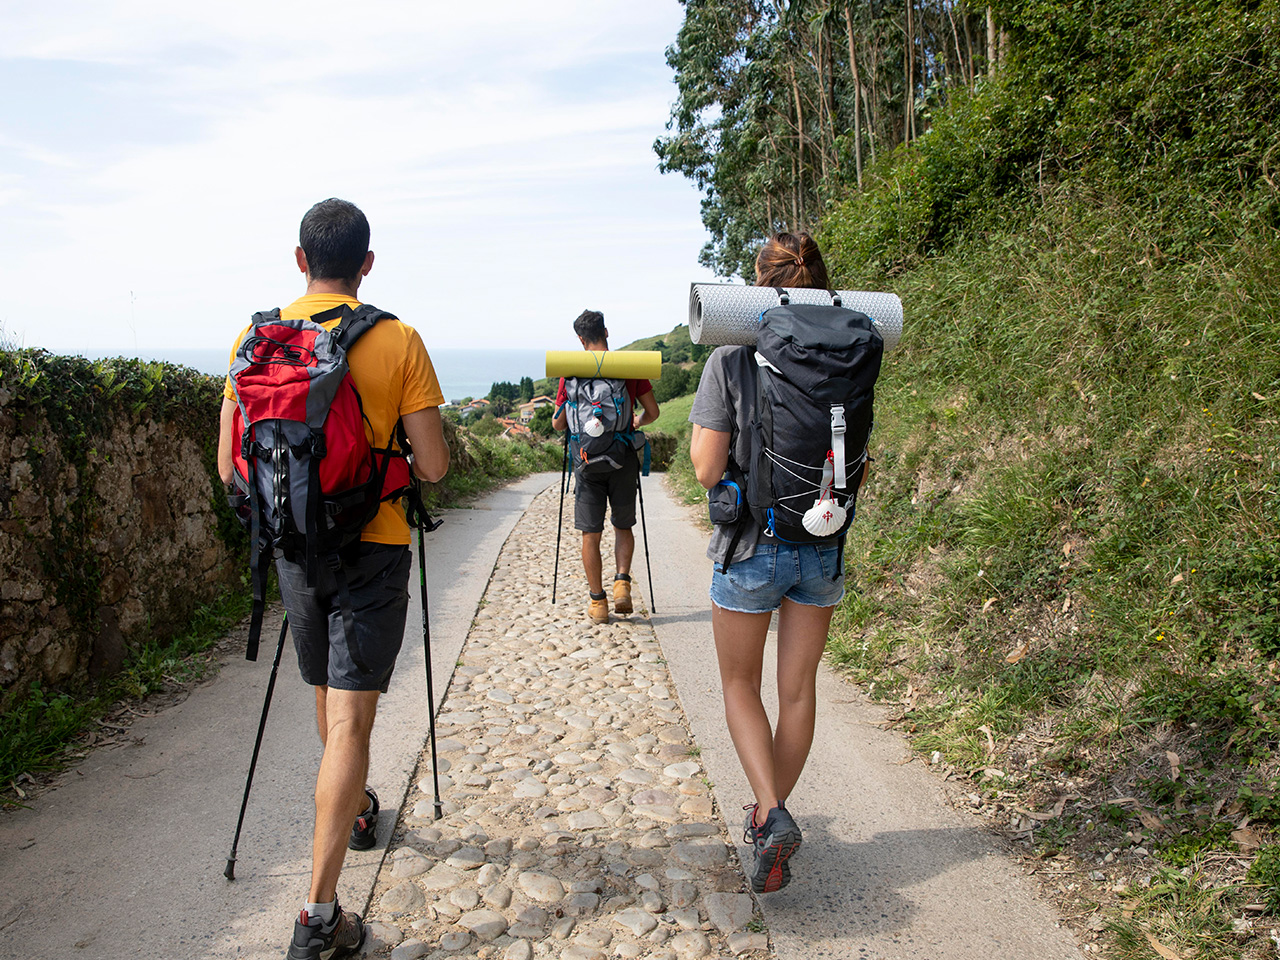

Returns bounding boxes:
[545,351,662,380]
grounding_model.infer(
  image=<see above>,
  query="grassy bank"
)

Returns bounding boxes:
[820,186,1280,956]
[646,393,702,507]
[421,424,563,507]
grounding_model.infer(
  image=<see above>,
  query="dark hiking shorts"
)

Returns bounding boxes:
[574,454,640,533]
[275,543,412,693]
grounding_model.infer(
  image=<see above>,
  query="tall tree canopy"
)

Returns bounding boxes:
[655,0,994,278]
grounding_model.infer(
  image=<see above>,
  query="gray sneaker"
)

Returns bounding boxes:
[285,902,365,960]
[743,804,802,893]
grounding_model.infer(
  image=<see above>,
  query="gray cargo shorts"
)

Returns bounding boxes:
[275,542,412,693]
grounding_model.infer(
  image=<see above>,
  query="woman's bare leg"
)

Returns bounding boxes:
[772,599,836,805]
[712,603,778,823]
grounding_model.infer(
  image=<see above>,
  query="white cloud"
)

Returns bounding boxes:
[0,1,721,356]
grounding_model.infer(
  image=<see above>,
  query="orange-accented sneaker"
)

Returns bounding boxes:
[612,578,633,615]
[587,593,609,624]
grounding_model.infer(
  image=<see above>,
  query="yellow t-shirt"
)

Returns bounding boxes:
[224,294,445,545]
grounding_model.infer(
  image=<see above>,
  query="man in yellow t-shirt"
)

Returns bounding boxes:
[217,198,449,960]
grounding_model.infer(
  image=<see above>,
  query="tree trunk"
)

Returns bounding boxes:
[947,0,967,89]
[814,22,831,181]
[987,6,997,77]
[845,6,864,189]
[789,60,806,225]
[868,17,880,160]
[905,0,915,143]
[791,155,800,231]
[962,1,976,87]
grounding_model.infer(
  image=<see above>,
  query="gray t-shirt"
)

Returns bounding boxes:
[688,346,771,566]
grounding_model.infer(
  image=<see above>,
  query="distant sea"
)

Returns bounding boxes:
[78,346,548,405]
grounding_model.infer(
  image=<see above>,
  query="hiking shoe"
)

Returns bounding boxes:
[743,803,802,893]
[612,578,633,615]
[286,903,365,960]
[348,788,378,851]
[588,594,609,624]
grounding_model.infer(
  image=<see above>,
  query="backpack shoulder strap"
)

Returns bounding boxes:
[300,303,398,351]
[249,307,282,325]
[332,304,398,351]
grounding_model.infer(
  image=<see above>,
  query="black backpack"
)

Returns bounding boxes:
[562,376,636,475]
[722,291,883,569]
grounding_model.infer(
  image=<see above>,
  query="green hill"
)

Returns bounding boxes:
[620,324,706,365]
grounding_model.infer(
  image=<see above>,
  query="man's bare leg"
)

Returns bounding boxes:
[581,532,604,594]
[308,687,380,903]
[613,526,635,578]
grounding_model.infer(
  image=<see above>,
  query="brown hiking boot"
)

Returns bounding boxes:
[587,594,609,624]
[613,578,633,615]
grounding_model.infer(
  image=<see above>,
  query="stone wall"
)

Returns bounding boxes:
[0,374,239,706]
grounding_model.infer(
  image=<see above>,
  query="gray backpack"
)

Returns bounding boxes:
[563,377,635,476]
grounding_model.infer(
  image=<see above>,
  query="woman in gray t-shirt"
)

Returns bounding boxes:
[689,232,865,895]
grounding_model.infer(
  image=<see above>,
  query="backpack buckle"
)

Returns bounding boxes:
[831,406,847,490]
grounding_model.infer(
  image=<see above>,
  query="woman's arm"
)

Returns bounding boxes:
[689,424,730,490]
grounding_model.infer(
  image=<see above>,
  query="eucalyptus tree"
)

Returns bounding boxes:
[656,0,992,277]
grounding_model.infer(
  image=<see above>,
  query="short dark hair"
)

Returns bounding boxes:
[574,309,607,344]
[299,199,370,282]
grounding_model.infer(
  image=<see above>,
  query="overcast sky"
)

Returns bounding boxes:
[0,1,721,358]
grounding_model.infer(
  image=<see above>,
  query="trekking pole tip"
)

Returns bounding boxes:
[224,857,237,880]
[433,801,443,821]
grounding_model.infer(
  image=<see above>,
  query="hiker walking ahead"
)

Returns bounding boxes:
[216,198,450,960]
[689,233,877,894]
[552,309,659,624]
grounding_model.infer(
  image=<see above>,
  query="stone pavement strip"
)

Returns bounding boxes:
[360,483,765,960]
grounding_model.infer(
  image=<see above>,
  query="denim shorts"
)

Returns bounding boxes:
[710,541,845,614]
[276,543,412,692]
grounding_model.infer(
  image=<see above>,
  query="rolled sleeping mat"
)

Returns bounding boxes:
[688,283,904,352]
[545,350,663,380]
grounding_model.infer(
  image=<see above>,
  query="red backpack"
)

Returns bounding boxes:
[227,303,411,668]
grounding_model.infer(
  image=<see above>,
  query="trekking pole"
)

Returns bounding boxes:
[415,495,445,820]
[636,458,656,614]
[224,614,290,880]
[552,428,569,604]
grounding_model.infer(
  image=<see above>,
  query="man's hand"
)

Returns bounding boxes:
[634,389,659,429]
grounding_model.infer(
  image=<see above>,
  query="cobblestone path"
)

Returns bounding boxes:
[361,484,768,960]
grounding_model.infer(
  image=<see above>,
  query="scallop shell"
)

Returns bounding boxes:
[802,498,847,536]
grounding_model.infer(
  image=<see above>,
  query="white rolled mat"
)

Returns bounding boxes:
[688,283,904,351]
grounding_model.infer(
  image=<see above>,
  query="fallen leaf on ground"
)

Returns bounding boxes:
[1004,643,1028,663]
[1136,809,1167,833]
[1166,750,1181,780]
[1232,827,1262,852]
[1145,933,1182,960]
[978,724,997,759]
[982,597,998,614]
